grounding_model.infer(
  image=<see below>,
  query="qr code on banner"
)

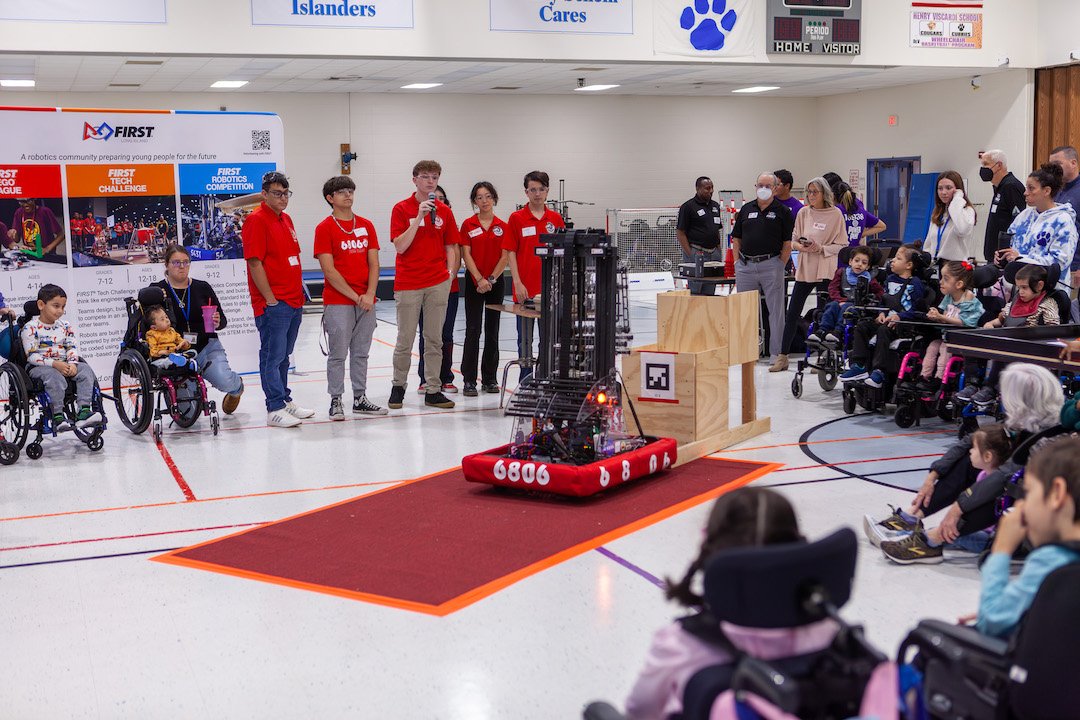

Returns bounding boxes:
[251,130,271,151]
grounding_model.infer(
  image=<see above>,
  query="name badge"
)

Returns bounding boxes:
[522,226,537,237]
[468,227,484,238]
[697,209,706,216]
[354,227,368,237]
[183,332,198,343]
[990,204,998,213]
[748,212,759,219]
[713,217,722,224]
[288,255,300,266]
[813,222,827,231]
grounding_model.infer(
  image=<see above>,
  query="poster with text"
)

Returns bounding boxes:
[179,162,275,262]
[0,107,282,388]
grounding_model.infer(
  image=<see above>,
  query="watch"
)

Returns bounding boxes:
[486,275,496,283]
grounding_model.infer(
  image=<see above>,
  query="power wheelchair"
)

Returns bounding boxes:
[112,286,220,440]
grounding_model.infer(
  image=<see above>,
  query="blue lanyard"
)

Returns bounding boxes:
[936,217,950,249]
[166,282,191,323]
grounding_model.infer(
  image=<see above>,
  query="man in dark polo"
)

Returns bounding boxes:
[730,172,793,364]
[676,176,723,295]
[979,149,1025,264]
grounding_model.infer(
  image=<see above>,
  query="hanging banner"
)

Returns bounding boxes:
[910,2,983,49]
[0,107,282,388]
[0,0,166,23]
[251,0,414,29]
[490,0,633,35]
[654,0,760,57]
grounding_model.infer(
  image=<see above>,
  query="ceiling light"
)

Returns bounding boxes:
[211,80,248,89]
[1,79,35,88]
[732,86,780,94]
[574,84,620,92]
[401,83,442,90]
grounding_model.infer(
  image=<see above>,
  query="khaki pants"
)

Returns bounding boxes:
[393,278,451,389]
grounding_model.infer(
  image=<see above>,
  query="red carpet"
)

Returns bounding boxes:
[154,457,778,615]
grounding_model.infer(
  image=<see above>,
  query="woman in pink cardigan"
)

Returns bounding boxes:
[772,176,849,372]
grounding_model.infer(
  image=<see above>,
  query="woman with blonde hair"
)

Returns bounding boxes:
[924,170,977,262]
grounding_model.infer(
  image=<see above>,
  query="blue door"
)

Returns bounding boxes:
[866,157,920,243]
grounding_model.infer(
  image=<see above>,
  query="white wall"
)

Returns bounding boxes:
[1036,0,1080,69]
[814,68,1035,256]
[0,0,1040,69]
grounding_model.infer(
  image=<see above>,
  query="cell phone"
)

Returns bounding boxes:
[797,237,811,246]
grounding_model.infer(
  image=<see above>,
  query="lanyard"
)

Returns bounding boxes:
[167,282,191,323]
[936,217,950,250]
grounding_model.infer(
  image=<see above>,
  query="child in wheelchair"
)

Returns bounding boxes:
[20,284,103,430]
[808,245,883,346]
[144,305,198,372]
[905,260,983,394]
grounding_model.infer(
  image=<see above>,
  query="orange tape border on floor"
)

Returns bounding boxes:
[152,457,782,616]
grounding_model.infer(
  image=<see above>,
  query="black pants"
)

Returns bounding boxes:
[925,456,999,536]
[781,280,828,355]
[851,320,903,374]
[461,275,505,386]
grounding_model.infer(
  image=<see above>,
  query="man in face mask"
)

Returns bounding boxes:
[730,173,794,364]
[979,149,1025,264]
[1048,145,1080,298]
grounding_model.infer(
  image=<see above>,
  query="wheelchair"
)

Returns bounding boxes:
[791,246,888,399]
[6,301,108,459]
[584,528,894,720]
[0,316,26,464]
[112,286,220,440]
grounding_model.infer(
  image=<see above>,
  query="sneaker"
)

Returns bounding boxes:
[285,400,315,419]
[267,409,302,428]
[388,385,406,409]
[955,383,980,403]
[864,369,885,388]
[875,505,919,533]
[222,381,244,415]
[841,364,868,382]
[329,396,345,421]
[442,382,459,394]
[463,383,478,397]
[424,391,455,409]
[75,407,104,428]
[806,331,824,346]
[416,383,427,395]
[972,386,998,407]
[823,332,841,345]
[863,513,913,548]
[915,377,941,395]
[481,383,500,394]
[880,527,944,565]
[352,396,388,416]
[51,412,67,430]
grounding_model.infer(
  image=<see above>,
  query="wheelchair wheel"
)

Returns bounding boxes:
[0,441,18,465]
[25,442,42,460]
[842,388,857,415]
[895,404,916,429]
[87,434,104,452]
[170,377,203,429]
[791,375,803,398]
[818,367,838,392]
[113,349,153,434]
[0,361,30,449]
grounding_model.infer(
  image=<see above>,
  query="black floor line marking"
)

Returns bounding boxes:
[0,547,180,571]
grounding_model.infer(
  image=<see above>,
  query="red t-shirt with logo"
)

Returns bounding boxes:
[242,202,305,316]
[503,207,564,301]
[70,218,81,235]
[313,214,380,305]
[460,214,508,279]
[389,195,459,292]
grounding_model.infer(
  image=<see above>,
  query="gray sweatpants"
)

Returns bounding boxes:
[323,304,377,398]
[734,255,786,358]
[29,362,95,413]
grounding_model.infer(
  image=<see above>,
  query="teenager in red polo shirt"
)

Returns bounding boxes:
[504,170,564,380]
[313,175,387,421]
[387,160,460,410]
[70,213,83,251]
[242,170,314,428]
[416,184,462,394]
[459,180,509,396]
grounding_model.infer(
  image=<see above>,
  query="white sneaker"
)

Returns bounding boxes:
[285,401,315,419]
[862,513,910,547]
[268,409,302,428]
[76,411,104,429]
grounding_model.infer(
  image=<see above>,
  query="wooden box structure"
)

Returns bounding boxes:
[621,290,771,465]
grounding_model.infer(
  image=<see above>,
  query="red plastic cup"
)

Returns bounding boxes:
[201,305,217,333]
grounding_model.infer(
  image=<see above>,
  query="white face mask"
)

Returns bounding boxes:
[756,187,773,201]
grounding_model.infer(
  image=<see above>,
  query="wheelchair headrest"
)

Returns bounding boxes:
[702,528,857,629]
[837,245,884,269]
[972,263,1002,289]
[137,285,169,312]
[22,299,40,318]
[1003,261,1061,290]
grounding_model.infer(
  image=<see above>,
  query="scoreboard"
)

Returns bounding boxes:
[767,0,862,56]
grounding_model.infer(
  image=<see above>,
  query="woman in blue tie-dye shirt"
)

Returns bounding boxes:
[998,163,1079,287]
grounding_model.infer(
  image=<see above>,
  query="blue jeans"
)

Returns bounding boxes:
[254,302,302,411]
[818,301,852,333]
[196,338,243,395]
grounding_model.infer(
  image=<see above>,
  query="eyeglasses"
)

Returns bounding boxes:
[416,174,440,182]
[806,189,822,196]
[473,194,494,201]
[169,260,191,268]
[526,187,548,194]
[266,189,293,198]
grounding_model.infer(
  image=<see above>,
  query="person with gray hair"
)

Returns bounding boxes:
[729,172,794,365]
[865,363,1066,564]
[979,149,1025,263]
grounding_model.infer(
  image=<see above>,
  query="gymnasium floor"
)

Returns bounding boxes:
[0,292,982,719]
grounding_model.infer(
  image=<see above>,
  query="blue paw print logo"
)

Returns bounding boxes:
[1035,229,1051,248]
[680,0,738,51]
